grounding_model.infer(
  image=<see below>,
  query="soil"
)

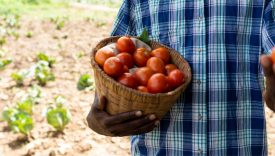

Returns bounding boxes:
[0,6,274,156]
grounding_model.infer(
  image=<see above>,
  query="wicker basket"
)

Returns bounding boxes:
[90,36,192,119]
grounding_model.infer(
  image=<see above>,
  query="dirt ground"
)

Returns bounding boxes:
[0,8,274,156]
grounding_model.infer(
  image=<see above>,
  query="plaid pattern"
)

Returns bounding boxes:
[111,0,275,155]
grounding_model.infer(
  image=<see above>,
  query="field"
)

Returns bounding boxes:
[0,1,274,156]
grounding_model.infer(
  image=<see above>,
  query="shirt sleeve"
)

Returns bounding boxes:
[110,0,136,36]
[262,0,275,54]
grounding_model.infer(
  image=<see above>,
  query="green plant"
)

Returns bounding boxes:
[54,95,66,107]
[17,98,33,115]
[0,36,6,46]
[27,85,42,103]
[37,52,55,67]
[35,61,55,86]
[11,70,28,86]
[26,31,33,38]
[0,58,12,69]
[46,105,70,132]
[2,107,33,135]
[77,74,94,91]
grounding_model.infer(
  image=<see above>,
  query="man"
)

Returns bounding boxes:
[87,0,275,155]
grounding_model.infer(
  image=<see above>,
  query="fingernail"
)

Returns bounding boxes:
[149,114,156,120]
[154,121,160,126]
[136,111,142,117]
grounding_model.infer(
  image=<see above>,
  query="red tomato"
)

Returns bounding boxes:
[133,48,151,67]
[137,86,148,93]
[116,36,136,54]
[167,69,185,89]
[165,76,172,92]
[103,57,124,78]
[134,67,154,86]
[147,73,167,93]
[151,47,170,64]
[123,65,129,73]
[117,73,138,89]
[165,64,178,75]
[116,53,134,68]
[146,57,165,74]
[95,48,115,67]
[271,47,275,64]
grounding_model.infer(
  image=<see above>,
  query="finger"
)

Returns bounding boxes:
[129,120,159,135]
[260,55,273,77]
[109,114,157,135]
[92,92,107,111]
[118,120,159,136]
[104,111,143,126]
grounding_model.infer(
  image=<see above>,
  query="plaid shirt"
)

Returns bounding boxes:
[111,0,275,155]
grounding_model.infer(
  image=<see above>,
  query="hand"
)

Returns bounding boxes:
[260,55,275,112]
[86,92,159,136]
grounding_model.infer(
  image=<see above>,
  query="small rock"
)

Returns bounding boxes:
[49,150,56,156]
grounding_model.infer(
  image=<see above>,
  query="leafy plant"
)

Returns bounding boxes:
[46,105,70,132]
[26,31,33,38]
[138,28,150,46]
[27,85,42,103]
[17,98,34,115]
[54,95,66,107]
[11,70,28,86]
[0,36,6,46]
[35,61,55,86]
[37,52,55,67]
[2,107,33,135]
[0,58,12,69]
[77,74,94,91]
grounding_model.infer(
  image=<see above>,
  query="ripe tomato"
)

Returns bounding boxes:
[134,67,154,86]
[271,47,275,64]
[123,65,129,73]
[137,86,148,93]
[151,47,170,64]
[116,53,134,68]
[117,73,138,89]
[147,73,167,93]
[165,64,178,75]
[95,47,115,67]
[116,36,136,54]
[133,48,151,67]
[146,57,165,74]
[167,69,185,89]
[103,57,124,78]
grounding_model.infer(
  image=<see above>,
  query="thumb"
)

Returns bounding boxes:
[97,95,107,111]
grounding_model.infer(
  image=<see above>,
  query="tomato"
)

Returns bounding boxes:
[165,64,178,75]
[147,73,167,93]
[123,65,129,73]
[167,69,185,89]
[116,36,136,54]
[133,48,151,67]
[271,47,275,64]
[103,57,124,78]
[95,47,115,67]
[146,57,165,74]
[117,73,138,89]
[137,86,148,93]
[116,53,134,68]
[151,47,170,64]
[134,67,154,86]
[165,76,173,92]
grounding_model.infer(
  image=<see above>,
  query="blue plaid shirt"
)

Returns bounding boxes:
[111,0,275,155]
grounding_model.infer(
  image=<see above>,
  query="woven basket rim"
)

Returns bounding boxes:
[90,36,192,98]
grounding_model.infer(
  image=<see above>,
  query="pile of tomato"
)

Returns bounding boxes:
[95,36,185,94]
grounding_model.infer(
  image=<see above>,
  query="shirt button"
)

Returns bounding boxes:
[198,148,203,154]
[198,16,203,21]
[196,80,201,85]
[198,114,203,120]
